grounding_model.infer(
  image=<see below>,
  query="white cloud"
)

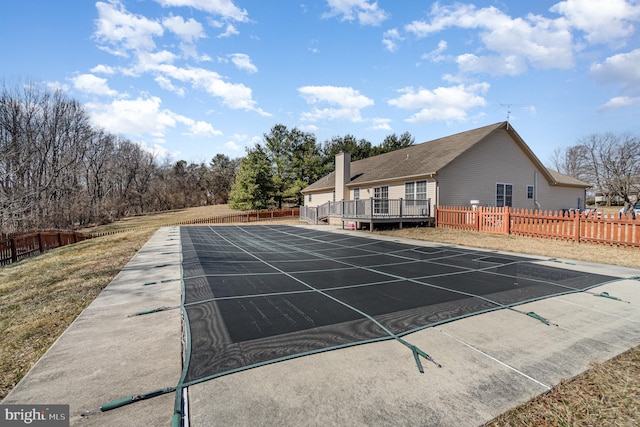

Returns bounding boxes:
[382,28,402,52]
[323,0,389,26]
[421,40,448,63]
[94,1,164,55]
[181,119,223,137]
[388,83,489,124]
[155,75,185,96]
[162,14,205,43]
[298,85,374,109]
[91,1,267,118]
[46,81,70,93]
[370,117,392,131]
[86,96,178,136]
[223,133,256,152]
[216,23,239,38]
[228,53,258,73]
[591,48,640,89]
[90,64,117,75]
[298,85,374,123]
[299,124,319,133]
[224,140,240,151]
[153,0,249,22]
[72,73,118,96]
[85,95,222,140]
[456,53,528,76]
[591,48,640,109]
[133,50,178,74]
[598,96,640,111]
[404,3,574,75]
[550,0,640,45]
[152,64,270,115]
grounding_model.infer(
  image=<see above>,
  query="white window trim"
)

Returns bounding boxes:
[405,180,428,206]
[496,182,513,207]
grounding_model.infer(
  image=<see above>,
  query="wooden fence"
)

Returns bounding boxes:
[436,206,640,248]
[0,230,90,266]
[175,207,300,225]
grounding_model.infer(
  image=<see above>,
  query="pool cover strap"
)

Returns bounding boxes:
[524,311,557,326]
[100,387,176,411]
[595,291,629,303]
[128,305,180,317]
[400,338,442,373]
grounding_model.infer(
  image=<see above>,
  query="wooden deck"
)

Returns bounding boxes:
[300,198,434,231]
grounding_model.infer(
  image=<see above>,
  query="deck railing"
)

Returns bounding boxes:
[300,198,431,224]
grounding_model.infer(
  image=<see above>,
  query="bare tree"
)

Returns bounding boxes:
[555,132,640,211]
[209,154,239,204]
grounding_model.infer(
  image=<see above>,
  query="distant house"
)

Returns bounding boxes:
[301,122,590,229]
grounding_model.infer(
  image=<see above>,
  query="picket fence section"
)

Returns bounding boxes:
[0,230,90,266]
[436,206,640,248]
[175,207,300,225]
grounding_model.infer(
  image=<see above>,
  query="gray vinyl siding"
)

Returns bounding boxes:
[536,185,585,211]
[437,129,583,210]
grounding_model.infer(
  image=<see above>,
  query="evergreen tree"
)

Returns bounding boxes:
[321,135,373,172]
[228,146,274,210]
[372,131,415,155]
[263,124,323,207]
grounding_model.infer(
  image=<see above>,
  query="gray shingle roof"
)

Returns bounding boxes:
[303,122,589,193]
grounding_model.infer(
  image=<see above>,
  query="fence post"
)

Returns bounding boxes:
[504,207,511,235]
[574,211,580,243]
[475,206,481,232]
[10,238,17,263]
[38,233,45,253]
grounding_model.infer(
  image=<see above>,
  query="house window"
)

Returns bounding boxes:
[374,186,389,214]
[405,180,428,206]
[527,185,534,200]
[332,191,336,202]
[496,183,513,207]
[308,194,312,203]
[354,188,360,200]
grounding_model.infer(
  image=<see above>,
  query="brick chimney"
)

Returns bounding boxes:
[335,151,351,201]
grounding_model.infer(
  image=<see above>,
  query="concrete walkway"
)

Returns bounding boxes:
[2,226,183,426]
[3,225,639,426]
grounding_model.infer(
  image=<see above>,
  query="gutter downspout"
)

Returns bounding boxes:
[534,170,541,211]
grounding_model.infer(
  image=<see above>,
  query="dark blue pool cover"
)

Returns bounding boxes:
[179,225,616,385]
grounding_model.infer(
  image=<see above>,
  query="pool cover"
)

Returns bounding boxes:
[179,225,616,385]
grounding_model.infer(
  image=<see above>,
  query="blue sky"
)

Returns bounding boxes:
[2,0,639,166]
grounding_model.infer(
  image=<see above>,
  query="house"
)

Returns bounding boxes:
[300,122,590,229]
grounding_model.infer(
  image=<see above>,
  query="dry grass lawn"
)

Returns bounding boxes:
[1,204,639,426]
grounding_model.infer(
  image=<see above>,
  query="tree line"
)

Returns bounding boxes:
[0,82,414,234]
[0,82,240,234]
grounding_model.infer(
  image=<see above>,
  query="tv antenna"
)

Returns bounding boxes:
[497,103,531,129]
